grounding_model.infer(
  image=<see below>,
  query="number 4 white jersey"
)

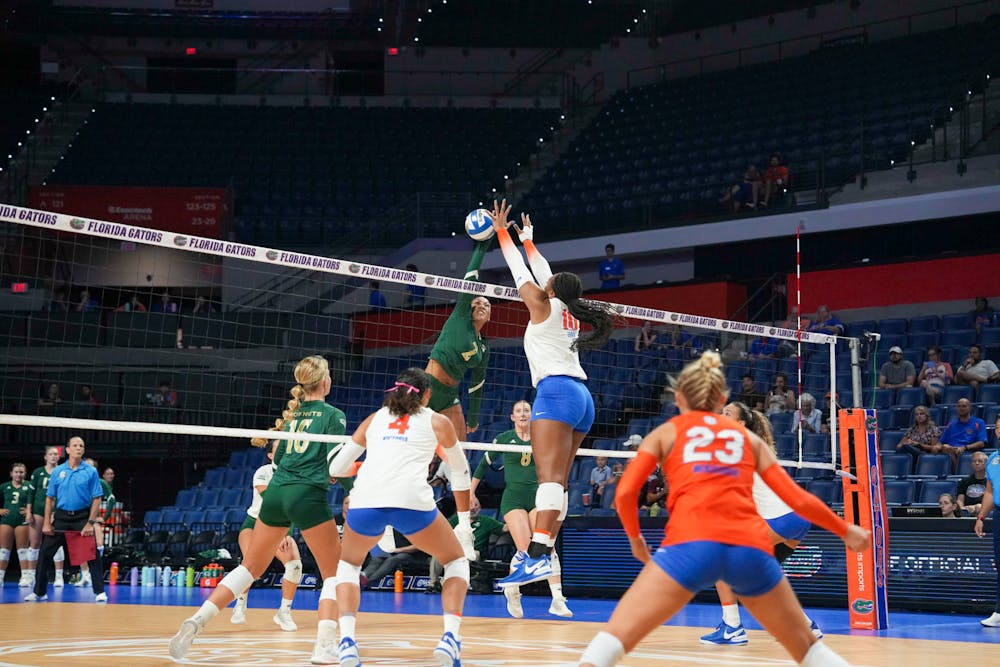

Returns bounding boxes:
[349,406,440,512]
[523,296,587,387]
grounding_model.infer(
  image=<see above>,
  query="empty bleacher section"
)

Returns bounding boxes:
[518,19,1000,237]
[46,104,561,247]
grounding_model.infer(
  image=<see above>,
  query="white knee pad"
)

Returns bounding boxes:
[28,548,39,561]
[17,548,29,563]
[442,557,470,585]
[53,546,64,563]
[336,560,362,588]
[0,548,9,562]
[580,631,625,667]
[558,490,568,521]
[320,576,338,601]
[550,551,561,577]
[535,482,564,512]
[219,565,255,597]
[283,559,302,585]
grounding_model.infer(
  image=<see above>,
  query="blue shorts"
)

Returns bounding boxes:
[532,375,595,433]
[766,512,812,542]
[652,541,785,597]
[346,507,439,537]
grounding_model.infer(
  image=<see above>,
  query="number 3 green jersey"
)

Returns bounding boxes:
[271,400,347,490]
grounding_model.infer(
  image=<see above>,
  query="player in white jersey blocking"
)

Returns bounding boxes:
[488,200,615,588]
[328,367,476,667]
[230,440,303,632]
[700,401,823,646]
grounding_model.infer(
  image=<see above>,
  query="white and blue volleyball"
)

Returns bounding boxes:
[464,208,495,242]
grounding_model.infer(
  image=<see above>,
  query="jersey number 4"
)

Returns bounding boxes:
[682,426,744,465]
[388,414,411,434]
[285,419,315,453]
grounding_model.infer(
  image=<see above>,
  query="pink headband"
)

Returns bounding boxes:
[386,381,420,394]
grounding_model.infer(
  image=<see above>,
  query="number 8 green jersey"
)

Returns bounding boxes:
[271,400,347,490]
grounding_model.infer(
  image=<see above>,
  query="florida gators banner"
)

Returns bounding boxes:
[838,408,890,629]
[29,185,231,239]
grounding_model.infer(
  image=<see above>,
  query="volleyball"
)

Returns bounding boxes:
[464,208,495,242]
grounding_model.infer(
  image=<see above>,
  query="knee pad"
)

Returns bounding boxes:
[17,548,29,563]
[219,565,255,597]
[0,548,9,562]
[28,548,39,561]
[336,560,362,588]
[283,559,303,585]
[442,557,470,585]
[320,576,338,601]
[557,490,568,522]
[535,482,564,512]
[53,546,64,563]
[550,550,561,577]
[580,631,625,667]
[774,543,796,564]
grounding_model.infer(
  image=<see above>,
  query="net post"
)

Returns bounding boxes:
[828,340,837,461]
[837,407,890,630]
[848,337,863,407]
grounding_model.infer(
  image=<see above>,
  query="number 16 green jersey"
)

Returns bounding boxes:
[271,400,347,490]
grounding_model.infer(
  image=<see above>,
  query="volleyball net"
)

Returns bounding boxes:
[0,203,856,475]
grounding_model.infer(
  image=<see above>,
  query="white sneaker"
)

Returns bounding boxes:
[273,608,297,632]
[54,573,65,587]
[503,586,523,619]
[24,592,47,602]
[18,573,32,587]
[549,595,573,618]
[168,618,202,660]
[231,596,247,624]
[310,637,338,665]
[73,571,91,588]
[333,636,360,667]
[95,592,108,603]
[433,631,461,667]
[981,612,1000,627]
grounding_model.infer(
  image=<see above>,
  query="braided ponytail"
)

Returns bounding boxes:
[251,355,329,447]
[674,351,728,413]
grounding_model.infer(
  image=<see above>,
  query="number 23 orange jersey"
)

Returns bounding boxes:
[660,411,774,554]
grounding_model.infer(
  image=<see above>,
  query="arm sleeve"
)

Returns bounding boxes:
[328,440,366,477]
[522,240,553,286]
[495,224,534,288]
[759,464,848,537]
[466,350,488,429]
[614,450,658,538]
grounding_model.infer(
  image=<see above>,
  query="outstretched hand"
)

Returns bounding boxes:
[512,212,533,242]
[490,199,512,232]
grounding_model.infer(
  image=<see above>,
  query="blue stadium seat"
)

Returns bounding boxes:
[143,510,162,530]
[878,318,907,335]
[895,387,926,407]
[770,412,793,434]
[223,468,244,487]
[228,450,249,468]
[917,479,957,504]
[943,385,974,404]
[978,385,1000,404]
[884,480,916,505]
[159,509,184,530]
[802,433,831,461]
[807,479,843,505]
[175,489,196,508]
[218,488,243,507]
[955,452,975,477]
[202,468,225,488]
[774,434,797,460]
[912,454,952,479]
[880,454,912,479]
[908,315,940,332]
[879,430,905,453]
[980,328,1000,347]
[862,388,894,410]
[940,313,972,330]
[906,332,940,350]
[940,329,977,347]
[225,508,247,530]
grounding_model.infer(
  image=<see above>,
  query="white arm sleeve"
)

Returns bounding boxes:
[525,243,553,286]
[499,238,535,288]
[328,440,365,477]
[441,444,471,492]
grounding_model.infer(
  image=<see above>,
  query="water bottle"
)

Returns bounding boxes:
[162,566,172,587]
[153,566,162,586]
[141,566,151,586]
[109,562,119,586]
[129,566,138,587]
[186,565,195,587]
[393,569,404,593]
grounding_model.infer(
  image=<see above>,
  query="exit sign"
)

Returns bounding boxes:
[11,282,28,293]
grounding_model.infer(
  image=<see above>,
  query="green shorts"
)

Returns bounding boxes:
[1,510,27,528]
[257,483,332,531]
[428,375,460,412]
[500,486,538,517]
[240,514,294,535]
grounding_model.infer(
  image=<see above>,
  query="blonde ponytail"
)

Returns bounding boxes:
[250,356,329,447]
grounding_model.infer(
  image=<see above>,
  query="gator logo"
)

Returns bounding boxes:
[265,250,279,261]
[769,328,776,335]
[173,236,188,247]
[616,305,625,314]
[69,218,86,230]
[670,313,679,321]
[425,276,435,286]
[851,598,874,614]
[493,287,503,296]
[349,264,361,274]
[864,415,878,433]
[721,321,729,329]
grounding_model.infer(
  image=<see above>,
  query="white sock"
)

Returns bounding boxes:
[800,640,849,667]
[317,618,337,641]
[0,569,6,580]
[339,615,357,640]
[722,603,742,627]
[55,568,64,578]
[236,593,248,606]
[443,613,462,639]
[549,582,563,598]
[192,600,220,626]
[580,630,625,667]
[280,598,293,611]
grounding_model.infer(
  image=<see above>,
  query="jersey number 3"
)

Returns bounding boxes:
[682,426,744,465]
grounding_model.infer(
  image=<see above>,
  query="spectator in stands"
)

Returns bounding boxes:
[939,398,988,469]
[426,506,505,592]
[114,294,146,313]
[971,296,994,333]
[661,324,700,359]
[37,382,62,407]
[939,493,962,518]
[191,295,215,315]
[75,289,99,313]
[807,305,844,336]
[765,373,795,415]
[896,405,942,464]
[404,264,426,308]
[719,164,762,212]
[747,334,777,359]
[76,384,100,406]
[48,289,69,312]
[634,321,658,353]
[955,345,1000,391]
[640,466,668,516]
[622,434,642,451]
[598,243,624,290]
[791,393,821,434]
[761,154,790,208]
[368,280,387,311]
[589,456,613,508]
[148,380,178,407]
[734,374,764,411]
[774,306,811,358]
[917,346,953,406]
[819,392,841,433]
[957,451,989,518]
[879,346,916,390]
[151,290,178,314]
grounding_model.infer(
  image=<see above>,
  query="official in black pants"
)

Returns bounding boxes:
[26,436,106,602]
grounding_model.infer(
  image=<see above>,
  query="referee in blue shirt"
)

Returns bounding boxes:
[25,436,107,602]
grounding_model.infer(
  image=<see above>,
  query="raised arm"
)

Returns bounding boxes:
[490,199,550,323]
